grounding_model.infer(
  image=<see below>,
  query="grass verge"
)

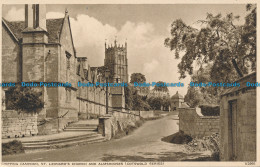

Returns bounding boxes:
[2,140,25,156]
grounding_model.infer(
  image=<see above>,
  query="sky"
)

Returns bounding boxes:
[2,4,248,96]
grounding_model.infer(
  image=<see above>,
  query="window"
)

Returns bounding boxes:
[66,56,70,70]
[65,51,72,81]
[66,51,72,70]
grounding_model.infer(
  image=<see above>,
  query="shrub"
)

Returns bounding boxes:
[2,140,24,155]
[199,105,220,116]
[113,119,145,139]
[5,85,44,113]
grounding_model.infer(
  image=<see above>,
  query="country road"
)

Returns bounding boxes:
[3,114,210,161]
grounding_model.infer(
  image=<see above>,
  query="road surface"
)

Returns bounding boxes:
[3,114,210,161]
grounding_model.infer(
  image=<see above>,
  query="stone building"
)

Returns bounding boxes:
[2,4,127,137]
[104,40,128,83]
[147,90,170,99]
[220,72,256,161]
[171,91,184,110]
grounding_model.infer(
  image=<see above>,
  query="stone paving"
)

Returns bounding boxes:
[2,119,99,144]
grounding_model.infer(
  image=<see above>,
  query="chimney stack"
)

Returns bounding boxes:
[25,4,46,31]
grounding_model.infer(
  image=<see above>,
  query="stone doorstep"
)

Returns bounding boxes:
[22,133,101,145]
[23,136,106,153]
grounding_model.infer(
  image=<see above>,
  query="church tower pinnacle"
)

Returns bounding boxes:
[104,38,128,83]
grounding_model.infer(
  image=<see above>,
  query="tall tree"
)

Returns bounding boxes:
[153,81,169,92]
[165,5,256,82]
[130,73,146,83]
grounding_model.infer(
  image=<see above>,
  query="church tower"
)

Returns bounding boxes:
[104,39,128,83]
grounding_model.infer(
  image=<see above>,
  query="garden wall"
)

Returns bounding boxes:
[129,110,154,118]
[179,107,219,138]
[98,111,140,140]
[2,110,38,138]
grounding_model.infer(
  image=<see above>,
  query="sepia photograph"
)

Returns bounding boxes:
[0,1,258,166]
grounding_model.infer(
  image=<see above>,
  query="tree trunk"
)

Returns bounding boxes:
[232,59,243,77]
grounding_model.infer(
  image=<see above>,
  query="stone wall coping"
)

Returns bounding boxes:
[179,107,219,119]
[200,116,220,119]
[110,110,140,116]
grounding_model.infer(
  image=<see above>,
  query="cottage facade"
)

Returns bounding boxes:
[220,72,256,161]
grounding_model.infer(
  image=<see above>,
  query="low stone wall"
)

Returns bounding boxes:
[2,110,38,138]
[129,110,154,118]
[98,111,140,140]
[179,107,219,138]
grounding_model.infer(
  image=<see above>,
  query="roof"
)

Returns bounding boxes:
[3,18,64,43]
[171,91,184,99]
[221,72,256,96]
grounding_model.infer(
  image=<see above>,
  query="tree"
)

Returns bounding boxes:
[153,81,169,92]
[147,96,171,110]
[124,86,134,110]
[162,97,171,109]
[130,73,146,83]
[165,5,256,82]
[185,64,221,107]
[148,97,162,110]
[132,93,150,111]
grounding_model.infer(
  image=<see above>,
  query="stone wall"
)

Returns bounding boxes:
[219,72,256,161]
[2,110,38,138]
[179,107,219,138]
[220,89,256,161]
[98,111,140,140]
[129,110,154,118]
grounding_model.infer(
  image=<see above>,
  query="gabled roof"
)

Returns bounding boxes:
[3,18,64,43]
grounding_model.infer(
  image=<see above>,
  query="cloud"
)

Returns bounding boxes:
[143,59,159,73]
[68,13,190,96]
[4,7,24,21]
[3,6,190,96]
[46,12,65,19]
[4,8,65,21]
[69,14,158,67]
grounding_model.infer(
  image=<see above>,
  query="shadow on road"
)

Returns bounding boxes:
[101,151,214,161]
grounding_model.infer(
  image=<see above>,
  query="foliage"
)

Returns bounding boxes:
[124,86,134,110]
[147,97,162,110]
[153,81,169,92]
[199,105,220,116]
[5,85,44,113]
[184,65,220,107]
[125,85,151,111]
[113,119,145,139]
[148,96,171,110]
[2,140,25,155]
[132,94,150,111]
[130,73,146,83]
[165,5,256,82]
[184,87,200,108]
[162,97,171,108]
